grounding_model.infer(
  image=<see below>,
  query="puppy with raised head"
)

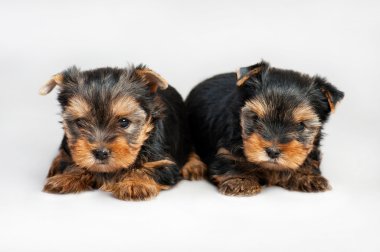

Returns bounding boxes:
[40,65,204,201]
[186,61,344,196]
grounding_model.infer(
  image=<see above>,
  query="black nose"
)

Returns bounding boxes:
[265,147,281,159]
[92,149,110,161]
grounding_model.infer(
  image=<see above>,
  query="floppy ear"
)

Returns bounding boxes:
[39,66,80,95]
[315,76,344,112]
[39,73,64,95]
[236,61,269,87]
[135,67,169,93]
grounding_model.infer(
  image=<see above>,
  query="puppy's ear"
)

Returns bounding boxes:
[315,76,344,112]
[39,66,80,95]
[236,61,269,87]
[135,67,169,93]
[39,74,64,95]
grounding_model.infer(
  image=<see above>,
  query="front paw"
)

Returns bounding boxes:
[43,173,92,194]
[181,158,207,181]
[108,180,160,201]
[292,175,331,192]
[218,177,261,196]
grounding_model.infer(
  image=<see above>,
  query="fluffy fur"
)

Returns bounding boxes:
[186,61,344,196]
[41,65,204,201]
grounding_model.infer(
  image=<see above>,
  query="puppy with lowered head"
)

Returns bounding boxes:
[186,61,344,196]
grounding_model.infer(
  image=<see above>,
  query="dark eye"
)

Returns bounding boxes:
[75,118,86,128]
[118,118,130,128]
[298,122,306,131]
[247,112,259,122]
[251,114,259,121]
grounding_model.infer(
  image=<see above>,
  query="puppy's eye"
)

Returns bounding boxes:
[251,114,258,121]
[248,113,259,122]
[75,118,86,128]
[118,118,130,128]
[298,122,306,131]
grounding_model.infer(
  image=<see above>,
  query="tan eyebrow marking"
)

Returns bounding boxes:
[65,96,91,118]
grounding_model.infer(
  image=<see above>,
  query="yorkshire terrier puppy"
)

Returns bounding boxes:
[40,65,205,201]
[186,61,344,196]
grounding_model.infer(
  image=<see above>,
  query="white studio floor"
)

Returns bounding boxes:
[1,1,379,251]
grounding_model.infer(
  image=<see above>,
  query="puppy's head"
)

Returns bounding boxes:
[237,61,344,170]
[40,65,168,172]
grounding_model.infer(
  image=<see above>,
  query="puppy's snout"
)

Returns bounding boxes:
[92,148,110,161]
[265,147,281,159]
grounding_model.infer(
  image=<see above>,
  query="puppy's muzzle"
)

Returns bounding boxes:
[265,147,281,159]
[92,148,110,161]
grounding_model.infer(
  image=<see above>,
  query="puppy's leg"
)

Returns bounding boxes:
[46,149,73,177]
[209,148,261,196]
[43,167,94,194]
[267,156,331,192]
[44,149,94,194]
[181,152,207,180]
[105,159,180,201]
[281,173,330,192]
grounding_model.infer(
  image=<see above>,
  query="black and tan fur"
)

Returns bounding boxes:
[41,65,204,201]
[186,61,344,196]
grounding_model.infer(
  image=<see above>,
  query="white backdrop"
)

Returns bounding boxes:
[0,0,379,251]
